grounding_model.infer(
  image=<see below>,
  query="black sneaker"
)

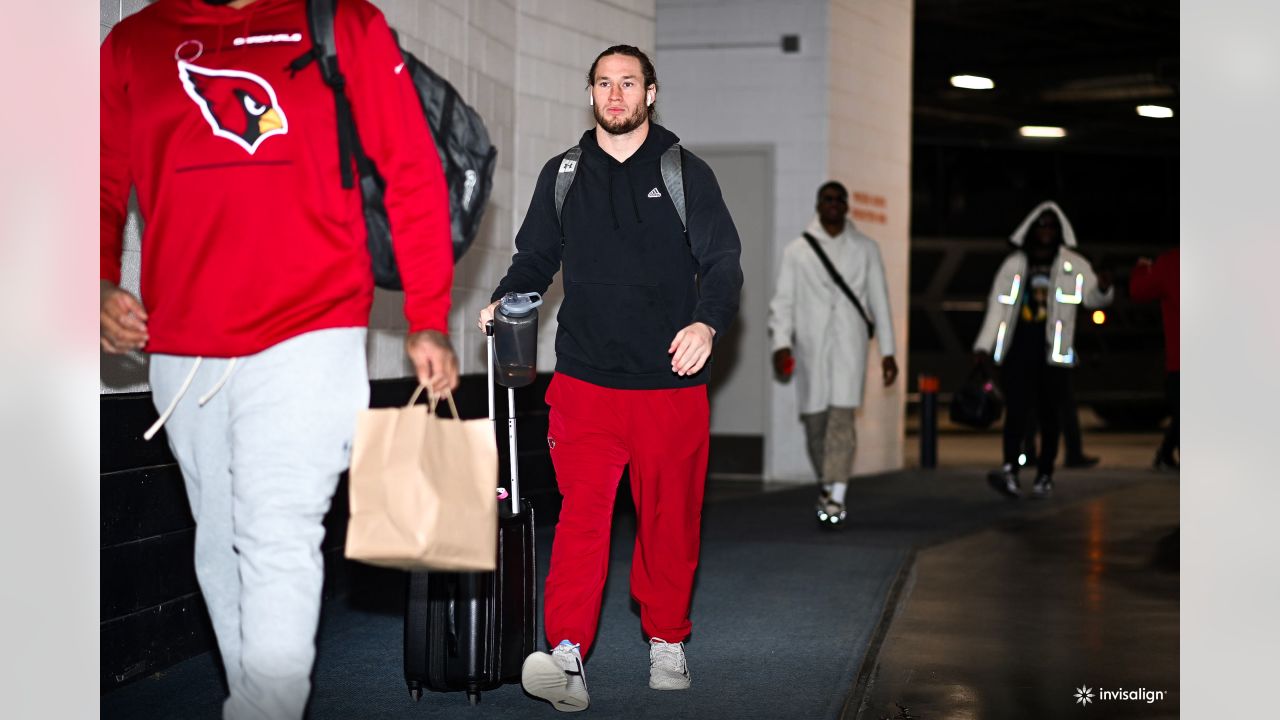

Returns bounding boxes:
[1064,455,1099,469]
[1031,474,1054,498]
[986,465,1021,499]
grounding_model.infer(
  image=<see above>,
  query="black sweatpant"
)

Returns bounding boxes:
[999,325,1070,476]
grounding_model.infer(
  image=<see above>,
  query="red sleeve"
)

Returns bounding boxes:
[1128,260,1161,302]
[100,29,132,285]
[340,4,453,334]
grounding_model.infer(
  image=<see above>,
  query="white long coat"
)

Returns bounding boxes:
[769,217,896,414]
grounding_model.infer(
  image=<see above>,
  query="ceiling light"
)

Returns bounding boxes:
[950,75,994,90]
[1019,125,1066,138]
[1136,105,1174,119]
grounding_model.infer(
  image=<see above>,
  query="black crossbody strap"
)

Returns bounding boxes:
[802,232,875,338]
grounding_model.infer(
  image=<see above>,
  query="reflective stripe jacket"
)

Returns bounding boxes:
[972,201,1113,368]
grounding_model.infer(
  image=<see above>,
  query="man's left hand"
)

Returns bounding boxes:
[882,356,898,386]
[406,329,459,394]
[668,322,715,376]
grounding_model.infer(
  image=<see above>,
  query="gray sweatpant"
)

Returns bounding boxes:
[800,406,857,488]
[149,328,369,720]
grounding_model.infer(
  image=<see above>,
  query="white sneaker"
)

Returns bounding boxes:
[648,637,691,690]
[522,640,589,712]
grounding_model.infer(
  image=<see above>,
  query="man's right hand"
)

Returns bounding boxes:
[772,347,794,382]
[476,300,500,332]
[100,279,149,354]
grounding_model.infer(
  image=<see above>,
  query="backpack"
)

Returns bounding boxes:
[292,0,497,290]
[554,144,686,239]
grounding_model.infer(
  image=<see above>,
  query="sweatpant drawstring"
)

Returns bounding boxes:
[143,357,240,441]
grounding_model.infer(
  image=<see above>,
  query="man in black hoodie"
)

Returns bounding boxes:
[479,45,742,713]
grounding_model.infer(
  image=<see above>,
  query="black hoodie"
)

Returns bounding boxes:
[493,123,742,389]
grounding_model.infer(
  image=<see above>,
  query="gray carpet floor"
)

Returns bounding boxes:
[101,466,1142,719]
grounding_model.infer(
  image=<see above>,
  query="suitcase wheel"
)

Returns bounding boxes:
[407,682,423,702]
[467,690,480,706]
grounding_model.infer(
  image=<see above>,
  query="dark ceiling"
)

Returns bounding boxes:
[913,0,1179,155]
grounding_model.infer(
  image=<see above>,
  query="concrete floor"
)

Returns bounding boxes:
[854,476,1179,720]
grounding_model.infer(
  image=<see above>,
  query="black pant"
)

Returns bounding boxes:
[1160,371,1179,460]
[1000,329,1070,476]
[1024,371,1087,460]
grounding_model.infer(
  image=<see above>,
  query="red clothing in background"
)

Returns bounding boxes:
[101,0,452,357]
[1129,248,1180,371]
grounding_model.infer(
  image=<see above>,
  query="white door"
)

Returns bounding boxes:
[687,146,773,451]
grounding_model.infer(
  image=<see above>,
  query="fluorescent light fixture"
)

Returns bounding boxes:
[951,75,994,90]
[1019,125,1067,138]
[1136,104,1174,118]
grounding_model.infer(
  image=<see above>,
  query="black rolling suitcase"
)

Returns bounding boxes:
[404,324,538,705]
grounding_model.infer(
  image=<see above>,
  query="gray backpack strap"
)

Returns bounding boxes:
[554,146,582,225]
[660,143,686,229]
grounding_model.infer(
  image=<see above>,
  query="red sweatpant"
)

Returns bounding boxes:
[542,372,710,658]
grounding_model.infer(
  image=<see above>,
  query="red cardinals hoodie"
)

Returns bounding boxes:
[101,0,453,357]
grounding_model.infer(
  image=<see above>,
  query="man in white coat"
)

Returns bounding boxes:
[973,201,1113,499]
[769,181,898,528]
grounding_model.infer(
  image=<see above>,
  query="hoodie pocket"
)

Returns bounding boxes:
[560,281,677,375]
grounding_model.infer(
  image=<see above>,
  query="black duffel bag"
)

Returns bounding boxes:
[950,368,1004,428]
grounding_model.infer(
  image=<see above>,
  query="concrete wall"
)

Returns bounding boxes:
[100,0,654,392]
[827,0,912,475]
[656,0,912,479]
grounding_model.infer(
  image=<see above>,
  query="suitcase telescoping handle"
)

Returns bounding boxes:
[486,321,521,515]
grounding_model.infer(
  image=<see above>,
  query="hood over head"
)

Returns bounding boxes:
[1009,200,1079,248]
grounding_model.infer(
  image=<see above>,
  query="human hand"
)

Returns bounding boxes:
[405,329,459,394]
[668,322,715,376]
[476,300,500,332]
[100,279,149,353]
[772,347,794,382]
[882,356,898,386]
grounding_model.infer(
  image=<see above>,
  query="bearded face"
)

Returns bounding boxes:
[593,100,649,136]
[589,54,652,137]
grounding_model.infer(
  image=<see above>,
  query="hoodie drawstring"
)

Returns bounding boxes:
[607,173,619,230]
[143,357,240,441]
[627,170,642,224]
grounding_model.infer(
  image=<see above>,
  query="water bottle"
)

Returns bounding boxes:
[493,292,543,388]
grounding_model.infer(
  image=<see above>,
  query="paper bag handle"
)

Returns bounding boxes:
[406,385,461,420]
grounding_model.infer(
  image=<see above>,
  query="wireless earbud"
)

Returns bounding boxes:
[589,94,594,107]
[647,92,654,105]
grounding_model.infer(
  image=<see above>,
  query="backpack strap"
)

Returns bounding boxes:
[291,0,367,189]
[554,146,582,226]
[659,144,686,229]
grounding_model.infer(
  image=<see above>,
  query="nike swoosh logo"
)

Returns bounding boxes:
[394,62,405,74]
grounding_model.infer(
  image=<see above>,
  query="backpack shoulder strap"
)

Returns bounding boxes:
[554,146,582,226]
[660,144,686,229]
[291,0,363,189]
[308,0,338,78]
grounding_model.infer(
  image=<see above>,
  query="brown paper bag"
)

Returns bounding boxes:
[345,386,497,571]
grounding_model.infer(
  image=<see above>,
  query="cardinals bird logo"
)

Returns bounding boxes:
[178,60,288,154]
